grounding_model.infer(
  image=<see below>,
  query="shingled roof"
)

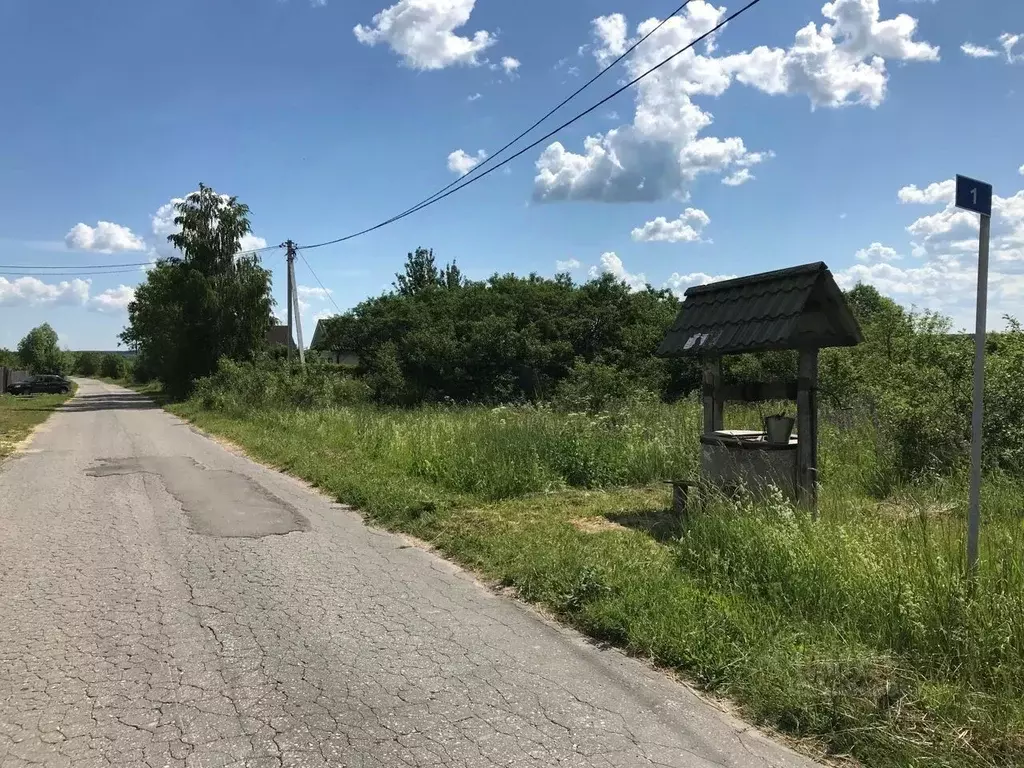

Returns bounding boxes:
[657,262,862,357]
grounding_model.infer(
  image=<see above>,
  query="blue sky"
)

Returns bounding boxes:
[1,0,1022,350]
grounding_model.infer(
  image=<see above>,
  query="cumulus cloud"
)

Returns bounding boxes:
[467,92,482,102]
[664,271,735,298]
[500,56,521,76]
[555,258,581,271]
[1019,164,1024,176]
[588,252,648,291]
[65,222,145,253]
[353,0,496,70]
[855,242,901,262]
[631,207,710,243]
[533,0,936,203]
[447,148,487,176]
[0,277,91,307]
[722,168,755,186]
[837,176,1024,329]
[897,179,955,204]
[89,285,135,313]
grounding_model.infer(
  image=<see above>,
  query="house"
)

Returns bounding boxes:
[310,318,360,366]
[266,325,297,350]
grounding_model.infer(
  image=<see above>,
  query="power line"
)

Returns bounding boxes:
[365,1,695,227]
[300,0,700,251]
[0,268,144,277]
[298,249,342,313]
[0,261,152,270]
[0,242,282,273]
[300,0,761,251]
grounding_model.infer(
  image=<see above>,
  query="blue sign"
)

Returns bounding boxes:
[955,174,993,217]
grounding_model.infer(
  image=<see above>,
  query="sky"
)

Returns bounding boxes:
[0,0,1022,351]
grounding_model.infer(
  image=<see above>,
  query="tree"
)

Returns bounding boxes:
[393,248,464,296]
[120,184,274,397]
[75,352,100,377]
[99,353,127,379]
[17,324,65,374]
[0,348,17,368]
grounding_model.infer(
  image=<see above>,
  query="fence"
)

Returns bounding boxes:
[1,367,30,393]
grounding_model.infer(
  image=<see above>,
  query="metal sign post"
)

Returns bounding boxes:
[954,174,993,575]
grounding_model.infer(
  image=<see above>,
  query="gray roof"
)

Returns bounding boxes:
[656,262,862,357]
[266,325,296,349]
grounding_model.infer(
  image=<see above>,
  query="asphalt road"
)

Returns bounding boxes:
[0,379,818,768]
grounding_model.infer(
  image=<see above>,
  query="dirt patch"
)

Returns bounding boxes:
[571,517,628,534]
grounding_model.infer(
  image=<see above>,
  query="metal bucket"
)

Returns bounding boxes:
[763,415,795,445]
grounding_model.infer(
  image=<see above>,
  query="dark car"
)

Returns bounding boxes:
[6,374,71,395]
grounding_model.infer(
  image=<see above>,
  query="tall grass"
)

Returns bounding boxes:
[170,388,1024,766]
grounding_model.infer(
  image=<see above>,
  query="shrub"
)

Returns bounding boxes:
[75,352,100,377]
[553,360,658,413]
[99,354,128,379]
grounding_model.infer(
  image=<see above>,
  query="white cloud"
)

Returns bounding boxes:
[151,192,268,259]
[88,285,135,313]
[897,179,955,204]
[0,277,91,307]
[837,177,1024,329]
[855,242,901,262]
[555,258,581,271]
[533,1,935,203]
[588,252,648,291]
[297,285,333,300]
[447,148,487,176]
[722,168,755,186]
[631,207,710,243]
[961,42,999,58]
[353,0,496,70]
[959,34,1022,63]
[664,271,735,298]
[501,56,521,77]
[65,222,145,253]
[467,92,482,102]
[1019,164,1024,176]
[238,234,269,254]
[1000,32,1023,63]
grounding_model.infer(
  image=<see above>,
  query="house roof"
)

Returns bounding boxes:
[310,319,331,350]
[266,325,296,349]
[656,262,863,357]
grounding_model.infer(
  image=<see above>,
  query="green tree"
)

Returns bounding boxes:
[393,247,463,296]
[0,348,17,368]
[75,352,100,377]
[16,324,65,374]
[120,184,274,397]
[99,353,127,379]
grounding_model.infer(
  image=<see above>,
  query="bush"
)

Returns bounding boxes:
[553,360,658,413]
[99,354,128,379]
[75,352,100,377]
[191,357,371,414]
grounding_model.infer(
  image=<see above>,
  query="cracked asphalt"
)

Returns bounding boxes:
[0,379,819,768]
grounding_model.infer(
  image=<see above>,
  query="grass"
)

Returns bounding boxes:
[0,390,75,460]
[141,390,1024,767]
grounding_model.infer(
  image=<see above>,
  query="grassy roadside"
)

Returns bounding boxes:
[0,389,75,460]
[136,396,1022,768]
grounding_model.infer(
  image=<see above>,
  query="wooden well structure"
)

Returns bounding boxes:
[656,262,863,513]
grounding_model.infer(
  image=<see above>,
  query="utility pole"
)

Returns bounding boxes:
[284,240,305,368]
[285,240,296,366]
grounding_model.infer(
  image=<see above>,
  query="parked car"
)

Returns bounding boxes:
[6,374,71,395]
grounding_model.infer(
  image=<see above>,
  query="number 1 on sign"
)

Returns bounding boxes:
[972,188,977,205]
